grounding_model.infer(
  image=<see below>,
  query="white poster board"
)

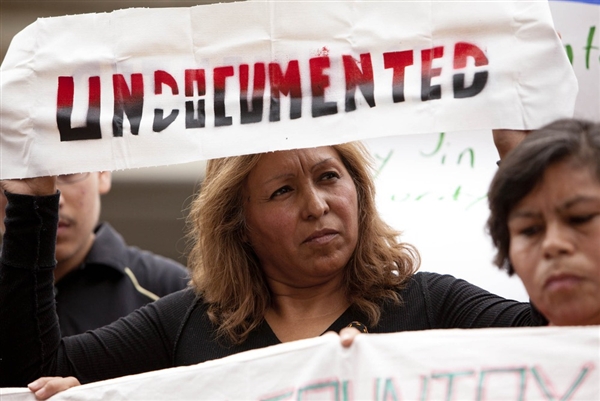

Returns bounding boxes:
[369,0,599,301]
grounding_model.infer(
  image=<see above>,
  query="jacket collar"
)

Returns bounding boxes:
[83,222,130,275]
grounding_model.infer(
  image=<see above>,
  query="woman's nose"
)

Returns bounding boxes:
[57,188,66,209]
[301,187,329,220]
[542,222,575,259]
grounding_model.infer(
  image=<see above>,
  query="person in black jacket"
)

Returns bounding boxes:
[0,171,189,337]
[0,142,544,399]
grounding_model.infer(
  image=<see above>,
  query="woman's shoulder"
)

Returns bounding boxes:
[142,287,207,331]
[150,287,206,313]
[396,271,493,305]
[376,272,458,331]
[401,271,462,290]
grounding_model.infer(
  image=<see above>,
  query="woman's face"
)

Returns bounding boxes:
[508,161,600,326]
[243,147,359,289]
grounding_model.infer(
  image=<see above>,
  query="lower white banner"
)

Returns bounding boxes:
[2,326,598,400]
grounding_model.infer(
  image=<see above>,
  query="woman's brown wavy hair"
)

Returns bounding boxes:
[186,142,420,345]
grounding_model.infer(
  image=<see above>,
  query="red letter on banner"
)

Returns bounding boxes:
[153,70,179,132]
[57,76,102,141]
[383,50,414,103]
[240,63,266,124]
[453,42,489,99]
[112,73,144,136]
[214,66,234,127]
[185,69,206,128]
[310,56,338,118]
[268,60,302,121]
[421,46,444,101]
[342,53,376,112]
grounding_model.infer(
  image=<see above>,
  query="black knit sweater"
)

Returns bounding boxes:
[0,191,544,386]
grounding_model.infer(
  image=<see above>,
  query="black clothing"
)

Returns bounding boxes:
[0,191,544,387]
[56,222,189,336]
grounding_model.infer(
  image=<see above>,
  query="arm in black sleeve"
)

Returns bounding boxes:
[0,191,61,386]
[0,192,190,386]
[419,272,547,329]
[58,289,195,384]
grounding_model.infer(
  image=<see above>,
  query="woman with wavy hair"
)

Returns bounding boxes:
[1,142,543,398]
[187,142,419,345]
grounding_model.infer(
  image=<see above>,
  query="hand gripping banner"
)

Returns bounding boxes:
[0,1,577,178]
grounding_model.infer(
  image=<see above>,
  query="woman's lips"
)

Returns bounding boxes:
[303,229,338,244]
[544,273,582,292]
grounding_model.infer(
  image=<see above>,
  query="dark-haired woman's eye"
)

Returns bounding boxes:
[570,213,598,225]
[520,225,542,237]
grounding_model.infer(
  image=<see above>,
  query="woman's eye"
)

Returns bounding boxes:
[569,213,598,225]
[320,171,340,181]
[519,225,542,237]
[270,186,292,199]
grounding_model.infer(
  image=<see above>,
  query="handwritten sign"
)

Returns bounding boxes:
[0,1,576,179]
[363,129,527,299]
[551,0,600,120]
[366,0,600,302]
[1,326,598,400]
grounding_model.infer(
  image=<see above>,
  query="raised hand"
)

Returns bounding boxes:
[0,176,57,196]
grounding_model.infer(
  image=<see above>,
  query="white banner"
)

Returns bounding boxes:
[1,326,598,400]
[0,1,577,179]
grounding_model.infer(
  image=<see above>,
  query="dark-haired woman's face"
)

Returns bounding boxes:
[243,147,359,290]
[508,161,600,326]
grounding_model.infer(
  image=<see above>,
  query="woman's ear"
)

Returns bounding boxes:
[97,171,112,195]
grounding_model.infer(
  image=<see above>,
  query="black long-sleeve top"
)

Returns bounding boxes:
[0,191,544,387]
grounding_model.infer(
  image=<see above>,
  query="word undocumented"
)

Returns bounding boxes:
[0,1,576,178]
[57,43,488,140]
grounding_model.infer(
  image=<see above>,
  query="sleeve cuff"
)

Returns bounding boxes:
[1,191,60,269]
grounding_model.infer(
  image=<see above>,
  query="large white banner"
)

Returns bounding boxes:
[2,326,598,400]
[0,1,576,179]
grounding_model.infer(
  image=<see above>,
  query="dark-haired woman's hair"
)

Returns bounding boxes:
[487,118,600,274]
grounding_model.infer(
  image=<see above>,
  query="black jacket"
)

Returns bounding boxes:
[55,222,189,336]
